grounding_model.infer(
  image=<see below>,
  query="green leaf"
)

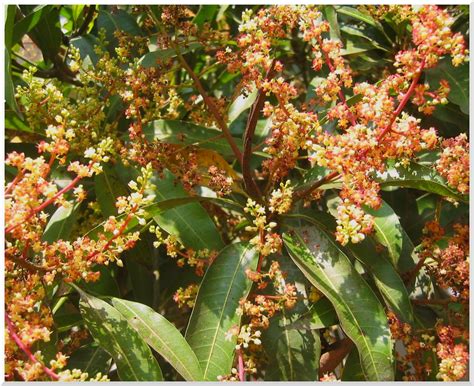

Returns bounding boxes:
[70,34,99,65]
[5,50,20,115]
[365,200,405,266]
[263,254,321,380]
[283,225,394,381]
[152,170,224,251]
[426,58,469,114]
[288,210,414,324]
[264,315,320,380]
[5,110,32,132]
[94,165,129,217]
[27,7,62,62]
[111,298,204,381]
[185,243,258,381]
[138,42,201,68]
[346,236,414,324]
[228,88,258,124]
[305,298,339,329]
[143,120,243,158]
[96,9,142,49]
[336,6,382,30]
[193,5,219,28]
[375,161,467,203]
[42,202,80,243]
[77,288,163,381]
[66,344,111,377]
[323,5,341,41]
[342,348,365,381]
[12,5,52,47]
[5,5,17,52]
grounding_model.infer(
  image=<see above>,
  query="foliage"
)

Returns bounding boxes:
[4,4,469,382]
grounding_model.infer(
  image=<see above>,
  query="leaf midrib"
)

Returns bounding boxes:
[114,299,200,381]
[290,232,384,380]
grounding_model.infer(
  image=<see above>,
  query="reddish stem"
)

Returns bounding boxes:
[6,174,83,234]
[5,314,59,381]
[256,229,265,272]
[238,349,245,381]
[5,169,25,195]
[317,36,357,126]
[86,205,138,261]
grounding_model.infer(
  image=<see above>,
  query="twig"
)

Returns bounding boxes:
[238,349,245,381]
[5,314,59,380]
[242,60,276,200]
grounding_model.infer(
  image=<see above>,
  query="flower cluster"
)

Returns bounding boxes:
[173,283,199,308]
[335,199,374,245]
[436,324,469,381]
[244,199,281,257]
[239,261,298,329]
[436,133,469,194]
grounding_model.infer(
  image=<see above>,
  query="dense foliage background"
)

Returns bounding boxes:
[4,4,469,382]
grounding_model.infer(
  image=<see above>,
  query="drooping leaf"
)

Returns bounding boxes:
[70,34,99,65]
[263,254,321,381]
[27,7,62,62]
[227,88,258,124]
[94,164,129,217]
[185,243,258,381]
[5,50,20,115]
[426,57,469,114]
[66,344,111,377]
[143,120,243,158]
[304,297,339,329]
[288,210,414,324]
[342,348,365,381]
[193,5,219,28]
[152,170,224,251]
[96,9,142,50]
[138,42,201,68]
[283,224,394,381]
[365,200,405,267]
[346,236,414,324]
[5,110,32,132]
[42,202,80,243]
[336,6,383,30]
[323,5,341,41]
[112,298,204,381]
[77,288,163,381]
[12,5,53,47]
[375,161,467,203]
[264,315,320,381]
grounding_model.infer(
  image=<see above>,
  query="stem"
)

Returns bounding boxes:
[317,36,357,126]
[146,10,244,167]
[238,349,245,381]
[5,314,59,381]
[5,169,24,195]
[86,205,138,261]
[242,61,276,200]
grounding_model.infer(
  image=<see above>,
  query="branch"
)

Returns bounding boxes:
[175,51,242,166]
[319,337,353,377]
[242,60,276,200]
[71,6,96,37]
